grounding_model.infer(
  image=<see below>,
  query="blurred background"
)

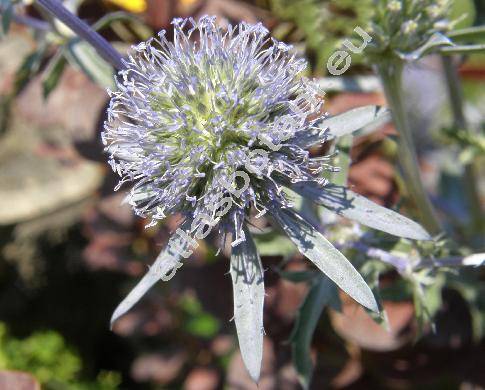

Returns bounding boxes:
[0,0,484,389]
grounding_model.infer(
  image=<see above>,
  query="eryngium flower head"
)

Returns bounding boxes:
[103,16,326,241]
[106,16,431,384]
[366,0,451,58]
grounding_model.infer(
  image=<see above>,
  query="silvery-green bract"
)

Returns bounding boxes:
[103,16,431,382]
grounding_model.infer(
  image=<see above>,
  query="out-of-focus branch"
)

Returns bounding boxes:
[36,0,125,70]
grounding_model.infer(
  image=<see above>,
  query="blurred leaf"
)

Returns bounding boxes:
[14,46,47,95]
[253,230,296,257]
[1,0,13,34]
[181,294,220,339]
[441,125,485,157]
[92,10,144,31]
[184,313,220,339]
[440,43,485,54]
[380,278,414,301]
[288,181,432,241]
[42,50,67,99]
[278,269,317,283]
[91,9,152,42]
[411,271,445,335]
[65,39,115,89]
[271,207,378,312]
[127,18,153,40]
[449,0,476,30]
[388,237,417,254]
[331,135,352,187]
[289,275,337,389]
[230,229,264,382]
[448,25,485,43]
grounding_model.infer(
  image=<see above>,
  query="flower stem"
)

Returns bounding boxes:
[377,60,442,235]
[441,56,484,236]
[36,0,125,71]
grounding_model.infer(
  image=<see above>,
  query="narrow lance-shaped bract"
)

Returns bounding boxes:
[103,16,431,383]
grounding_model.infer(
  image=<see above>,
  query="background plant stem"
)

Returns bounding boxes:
[377,60,442,235]
[441,56,484,238]
[36,0,125,71]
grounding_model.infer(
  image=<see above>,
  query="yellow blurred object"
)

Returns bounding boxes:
[178,0,201,13]
[106,0,147,13]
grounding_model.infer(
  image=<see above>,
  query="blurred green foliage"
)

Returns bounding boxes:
[450,0,476,29]
[181,294,220,339]
[0,323,121,390]
[269,0,373,74]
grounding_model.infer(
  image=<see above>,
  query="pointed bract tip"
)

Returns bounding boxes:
[109,307,123,331]
[246,362,261,384]
[364,292,380,314]
[109,318,116,331]
[407,225,433,241]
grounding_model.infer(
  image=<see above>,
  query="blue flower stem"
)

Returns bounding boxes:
[377,60,442,235]
[36,0,125,71]
[441,56,483,236]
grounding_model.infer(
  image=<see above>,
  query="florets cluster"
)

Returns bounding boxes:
[103,16,328,241]
[367,0,451,57]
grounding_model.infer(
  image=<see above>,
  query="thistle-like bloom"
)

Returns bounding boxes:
[366,0,451,59]
[104,16,327,237]
[104,16,430,382]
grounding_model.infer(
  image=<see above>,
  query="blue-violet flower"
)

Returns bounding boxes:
[103,16,431,382]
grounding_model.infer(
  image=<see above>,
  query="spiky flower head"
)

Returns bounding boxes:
[103,16,327,243]
[366,0,451,58]
[105,16,431,384]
